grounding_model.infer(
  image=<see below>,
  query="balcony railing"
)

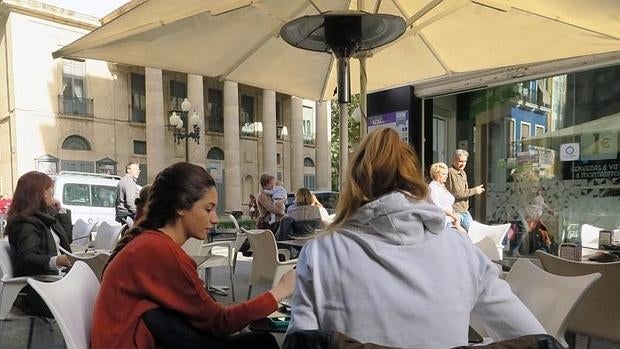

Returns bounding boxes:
[240,122,262,138]
[303,133,315,145]
[59,95,94,117]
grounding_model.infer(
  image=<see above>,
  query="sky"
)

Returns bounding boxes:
[42,0,130,17]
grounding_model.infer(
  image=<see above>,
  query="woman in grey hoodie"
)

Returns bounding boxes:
[288,128,545,348]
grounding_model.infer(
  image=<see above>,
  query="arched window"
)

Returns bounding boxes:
[304,157,315,167]
[207,147,225,160]
[62,135,91,151]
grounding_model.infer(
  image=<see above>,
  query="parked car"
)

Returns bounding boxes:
[312,191,339,214]
[52,171,121,225]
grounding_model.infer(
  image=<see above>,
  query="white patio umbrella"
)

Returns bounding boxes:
[54,0,620,101]
[53,0,620,182]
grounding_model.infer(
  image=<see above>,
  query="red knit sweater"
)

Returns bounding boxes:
[91,230,277,349]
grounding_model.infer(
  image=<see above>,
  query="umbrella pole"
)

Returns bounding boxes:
[339,102,349,191]
[359,56,368,139]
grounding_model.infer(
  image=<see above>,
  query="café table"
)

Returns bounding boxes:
[277,238,311,249]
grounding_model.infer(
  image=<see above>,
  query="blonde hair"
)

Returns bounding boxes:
[430,162,449,180]
[330,128,428,229]
[295,188,313,206]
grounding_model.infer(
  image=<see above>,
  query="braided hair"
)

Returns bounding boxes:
[104,162,216,272]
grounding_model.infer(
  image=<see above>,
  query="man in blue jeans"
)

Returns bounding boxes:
[445,149,484,231]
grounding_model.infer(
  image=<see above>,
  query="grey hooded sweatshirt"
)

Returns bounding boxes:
[288,191,544,348]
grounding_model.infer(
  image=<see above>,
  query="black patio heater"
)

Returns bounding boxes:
[280,10,406,104]
[280,11,405,185]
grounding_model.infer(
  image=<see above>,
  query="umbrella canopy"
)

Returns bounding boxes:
[54,0,620,102]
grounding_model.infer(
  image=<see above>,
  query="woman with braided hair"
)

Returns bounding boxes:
[91,162,295,349]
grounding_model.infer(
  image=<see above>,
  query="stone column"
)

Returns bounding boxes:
[145,68,167,182]
[187,74,206,166]
[289,96,304,192]
[262,90,277,175]
[223,81,241,212]
[315,101,331,190]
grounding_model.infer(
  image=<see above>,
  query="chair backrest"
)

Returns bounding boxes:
[72,219,96,248]
[181,237,203,256]
[580,224,601,249]
[245,229,278,284]
[0,240,15,279]
[216,214,241,235]
[93,221,122,250]
[536,251,620,342]
[474,236,501,261]
[469,221,511,260]
[505,258,601,347]
[27,261,100,349]
[125,216,134,228]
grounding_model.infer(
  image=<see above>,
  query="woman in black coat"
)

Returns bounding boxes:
[5,171,72,316]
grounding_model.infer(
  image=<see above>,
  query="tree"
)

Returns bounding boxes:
[330,94,361,191]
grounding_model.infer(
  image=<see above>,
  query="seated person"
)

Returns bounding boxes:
[264,180,287,225]
[287,188,329,225]
[92,163,295,349]
[288,128,545,348]
[6,171,72,317]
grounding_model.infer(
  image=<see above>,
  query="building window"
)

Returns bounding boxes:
[133,140,147,155]
[169,80,187,110]
[520,122,531,139]
[61,59,93,117]
[276,101,283,126]
[277,153,281,165]
[240,95,255,125]
[207,147,225,160]
[535,125,545,135]
[62,135,91,151]
[303,175,316,190]
[507,118,516,157]
[131,73,146,123]
[207,88,224,133]
[303,105,315,144]
[304,157,315,167]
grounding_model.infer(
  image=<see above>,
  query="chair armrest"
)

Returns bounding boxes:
[200,241,234,256]
[277,258,298,266]
[2,274,62,283]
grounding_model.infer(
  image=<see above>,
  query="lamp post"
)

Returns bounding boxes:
[169,98,201,162]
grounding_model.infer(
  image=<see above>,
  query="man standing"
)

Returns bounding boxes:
[116,162,141,224]
[445,149,484,231]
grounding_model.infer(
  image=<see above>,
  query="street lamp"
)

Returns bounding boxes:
[169,98,201,162]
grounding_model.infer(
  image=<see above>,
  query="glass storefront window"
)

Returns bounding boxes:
[433,65,620,256]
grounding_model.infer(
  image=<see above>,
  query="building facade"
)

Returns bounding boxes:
[0,1,331,213]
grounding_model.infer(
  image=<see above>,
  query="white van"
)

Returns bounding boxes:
[52,171,121,225]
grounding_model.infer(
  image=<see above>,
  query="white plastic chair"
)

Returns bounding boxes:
[125,216,134,228]
[58,245,110,281]
[92,221,122,251]
[0,240,61,320]
[505,258,601,347]
[214,214,246,273]
[70,219,96,252]
[244,228,297,299]
[468,221,511,260]
[27,261,100,349]
[536,251,620,346]
[181,237,236,301]
[474,236,501,261]
[580,224,601,250]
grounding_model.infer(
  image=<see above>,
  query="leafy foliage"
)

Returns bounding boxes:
[330,95,361,191]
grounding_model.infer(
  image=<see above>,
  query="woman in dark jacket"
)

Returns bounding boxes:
[5,171,72,316]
